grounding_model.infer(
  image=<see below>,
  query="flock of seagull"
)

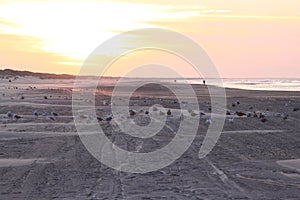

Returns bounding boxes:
[1,97,297,128]
[225,101,294,125]
[1,110,59,127]
[124,98,295,125]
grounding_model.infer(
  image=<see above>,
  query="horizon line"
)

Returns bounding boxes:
[0,68,299,79]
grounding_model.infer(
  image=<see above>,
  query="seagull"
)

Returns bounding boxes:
[190,112,197,117]
[188,109,194,114]
[236,111,246,117]
[205,118,212,124]
[7,111,13,118]
[129,110,136,116]
[106,116,113,122]
[33,110,39,118]
[97,116,103,121]
[167,109,172,116]
[51,112,58,117]
[88,113,95,121]
[188,109,197,117]
[179,113,184,121]
[46,116,55,121]
[1,116,8,127]
[253,112,258,118]
[293,108,299,112]
[258,112,265,119]
[42,113,54,121]
[228,117,235,123]
[13,114,22,120]
[261,118,268,123]
[103,100,107,106]
[199,112,206,118]
[246,112,252,117]
[282,114,288,120]
[79,114,87,119]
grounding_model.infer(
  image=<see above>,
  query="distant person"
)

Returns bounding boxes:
[203,80,206,86]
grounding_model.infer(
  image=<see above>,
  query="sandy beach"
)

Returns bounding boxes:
[0,76,299,199]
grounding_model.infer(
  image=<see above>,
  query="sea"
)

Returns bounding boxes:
[111,78,300,92]
[12,76,298,92]
[187,78,300,91]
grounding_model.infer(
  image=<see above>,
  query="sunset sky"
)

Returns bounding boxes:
[0,0,299,78]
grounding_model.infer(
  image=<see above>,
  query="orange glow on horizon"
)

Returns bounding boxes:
[0,0,299,78]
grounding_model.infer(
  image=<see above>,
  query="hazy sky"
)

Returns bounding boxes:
[0,0,299,78]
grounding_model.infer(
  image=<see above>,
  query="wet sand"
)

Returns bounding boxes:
[0,77,300,199]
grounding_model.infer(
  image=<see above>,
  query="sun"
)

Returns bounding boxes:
[0,1,198,63]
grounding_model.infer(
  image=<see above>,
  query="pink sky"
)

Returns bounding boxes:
[0,0,299,78]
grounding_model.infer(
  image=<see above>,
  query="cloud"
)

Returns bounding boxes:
[0,18,17,26]
[0,33,79,74]
[0,0,299,77]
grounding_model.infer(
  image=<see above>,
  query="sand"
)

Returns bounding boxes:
[0,76,300,199]
[277,159,300,172]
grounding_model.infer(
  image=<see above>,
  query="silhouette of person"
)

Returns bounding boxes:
[203,80,206,86]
